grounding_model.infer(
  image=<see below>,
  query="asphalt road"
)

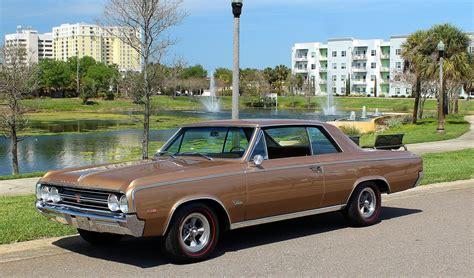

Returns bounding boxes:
[1,181,473,277]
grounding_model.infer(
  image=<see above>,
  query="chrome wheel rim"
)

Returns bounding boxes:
[179,212,210,253]
[358,187,376,218]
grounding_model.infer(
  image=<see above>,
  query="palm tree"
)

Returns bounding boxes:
[418,24,472,116]
[401,30,429,124]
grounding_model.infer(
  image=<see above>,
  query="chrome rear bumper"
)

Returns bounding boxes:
[414,171,424,187]
[36,201,145,237]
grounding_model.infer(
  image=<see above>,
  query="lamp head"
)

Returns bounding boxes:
[232,0,243,18]
[437,41,445,58]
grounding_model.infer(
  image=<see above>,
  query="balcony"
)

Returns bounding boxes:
[352,54,367,60]
[319,56,328,61]
[380,79,390,84]
[319,80,327,84]
[380,67,390,72]
[352,67,367,72]
[294,68,308,73]
[352,79,367,85]
[380,53,390,59]
[294,56,308,61]
[319,68,327,72]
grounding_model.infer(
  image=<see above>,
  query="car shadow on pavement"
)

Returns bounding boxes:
[52,206,421,268]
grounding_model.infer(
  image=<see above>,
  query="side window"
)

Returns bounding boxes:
[223,128,251,153]
[250,132,268,160]
[307,127,339,155]
[264,127,311,159]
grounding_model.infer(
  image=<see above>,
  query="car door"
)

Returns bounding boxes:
[244,126,325,220]
[306,125,355,208]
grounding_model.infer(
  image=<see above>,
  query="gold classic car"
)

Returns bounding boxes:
[36,119,423,263]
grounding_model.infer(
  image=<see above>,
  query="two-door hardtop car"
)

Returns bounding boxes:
[36,119,423,262]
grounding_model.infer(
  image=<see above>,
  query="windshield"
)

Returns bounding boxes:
[161,127,255,159]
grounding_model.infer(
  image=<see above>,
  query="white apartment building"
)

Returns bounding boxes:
[52,23,141,72]
[292,34,473,98]
[4,26,53,64]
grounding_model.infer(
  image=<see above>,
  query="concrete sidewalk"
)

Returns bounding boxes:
[0,177,39,196]
[407,115,474,154]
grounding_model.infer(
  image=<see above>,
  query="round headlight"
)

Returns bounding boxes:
[50,187,61,203]
[40,186,50,201]
[108,194,120,212]
[119,195,129,213]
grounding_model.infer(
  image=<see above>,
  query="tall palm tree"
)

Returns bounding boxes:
[418,24,472,116]
[401,30,430,123]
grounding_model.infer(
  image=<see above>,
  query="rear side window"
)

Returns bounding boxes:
[263,127,311,159]
[307,127,339,155]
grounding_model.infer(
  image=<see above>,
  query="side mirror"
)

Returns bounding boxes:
[253,155,264,167]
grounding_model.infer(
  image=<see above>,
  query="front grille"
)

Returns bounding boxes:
[56,186,111,211]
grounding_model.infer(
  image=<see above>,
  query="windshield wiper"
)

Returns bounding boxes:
[176,152,213,161]
[155,151,176,159]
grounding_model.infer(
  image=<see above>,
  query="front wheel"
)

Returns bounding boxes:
[77,229,123,245]
[162,203,219,263]
[344,182,381,226]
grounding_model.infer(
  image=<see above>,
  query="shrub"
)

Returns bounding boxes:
[339,125,361,136]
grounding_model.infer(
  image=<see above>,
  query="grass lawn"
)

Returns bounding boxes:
[0,195,76,244]
[421,149,474,185]
[360,114,470,146]
[0,172,46,181]
[1,148,472,245]
[21,96,474,114]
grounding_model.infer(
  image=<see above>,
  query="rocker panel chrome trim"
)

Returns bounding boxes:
[230,204,345,230]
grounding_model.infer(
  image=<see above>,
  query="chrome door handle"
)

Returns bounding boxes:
[309,165,323,173]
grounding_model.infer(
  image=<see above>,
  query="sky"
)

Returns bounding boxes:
[0,0,473,71]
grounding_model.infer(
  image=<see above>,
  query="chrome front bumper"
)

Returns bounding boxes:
[36,202,145,237]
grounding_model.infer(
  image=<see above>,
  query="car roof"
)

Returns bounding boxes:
[183,119,326,128]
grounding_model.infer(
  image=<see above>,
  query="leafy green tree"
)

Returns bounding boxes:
[273,65,291,95]
[84,63,119,100]
[214,68,232,91]
[181,64,207,79]
[37,59,72,95]
[80,77,97,104]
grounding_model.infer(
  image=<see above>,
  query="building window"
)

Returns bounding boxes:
[341,75,346,82]
[371,62,376,69]
[311,52,316,58]
[371,50,376,56]
[332,75,337,81]
[332,63,337,69]
[370,88,374,94]
[311,64,316,70]
[370,75,375,81]
[333,87,337,94]
[396,88,401,94]
[341,63,346,69]
[396,48,401,55]
[341,87,346,94]
[341,51,346,57]
[332,51,337,57]
[396,62,402,69]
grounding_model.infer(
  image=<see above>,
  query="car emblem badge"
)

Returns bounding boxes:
[75,193,81,203]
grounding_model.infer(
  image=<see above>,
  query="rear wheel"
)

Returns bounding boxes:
[162,203,219,263]
[345,182,381,226]
[77,229,123,245]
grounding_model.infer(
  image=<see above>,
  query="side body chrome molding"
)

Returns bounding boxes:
[230,204,345,230]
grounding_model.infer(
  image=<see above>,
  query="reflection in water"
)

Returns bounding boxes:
[0,129,175,175]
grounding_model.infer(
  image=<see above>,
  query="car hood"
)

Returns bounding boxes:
[39,158,240,192]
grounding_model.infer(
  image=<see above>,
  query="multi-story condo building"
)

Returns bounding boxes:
[52,23,141,72]
[4,26,53,64]
[292,34,473,98]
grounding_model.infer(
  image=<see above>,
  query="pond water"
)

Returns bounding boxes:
[0,109,372,175]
